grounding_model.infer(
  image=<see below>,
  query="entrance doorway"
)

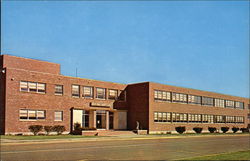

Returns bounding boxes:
[109,112,114,129]
[96,110,106,129]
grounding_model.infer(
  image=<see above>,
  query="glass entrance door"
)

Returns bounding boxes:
[96,110,106,129]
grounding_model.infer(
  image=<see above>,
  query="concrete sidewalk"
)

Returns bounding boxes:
[1,133,249,145]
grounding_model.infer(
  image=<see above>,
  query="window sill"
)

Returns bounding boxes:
[19,119,46,121]
[20,91,46,95]
[55,93,63,96]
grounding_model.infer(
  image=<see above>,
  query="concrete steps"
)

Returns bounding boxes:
[96,130,137,136]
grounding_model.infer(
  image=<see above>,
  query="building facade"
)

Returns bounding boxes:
[0,55,249,135]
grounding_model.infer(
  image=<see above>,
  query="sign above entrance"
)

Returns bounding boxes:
[90,102,111,108]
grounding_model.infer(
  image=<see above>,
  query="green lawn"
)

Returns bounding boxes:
[185,150,250,160]
[0,135,103,140]
[150,132,249,136]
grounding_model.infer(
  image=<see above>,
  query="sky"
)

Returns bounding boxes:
[1,1,249,98]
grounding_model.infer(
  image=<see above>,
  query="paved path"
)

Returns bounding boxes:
[1,135,249,160]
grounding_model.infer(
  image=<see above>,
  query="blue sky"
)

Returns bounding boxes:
[2,1,249,98]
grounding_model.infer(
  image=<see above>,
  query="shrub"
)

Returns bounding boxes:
[208,127,216,133]
[71,123,83,135]
[221,127,229,133]
[53,125,65,135]
[175,126,186,134]
[193,127,203,134]
[28,125,43,135]
[44,126,53,135]
[240,128,249,133]
[232,127,239,133]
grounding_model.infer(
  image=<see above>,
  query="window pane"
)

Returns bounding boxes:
[235,101,244,109]
[54,111,63,121]
[37,83,46,93]
[154,112,158,122]
[172,93,187,103]
[72,85,80,97]
[108,89,118,100]
[37,110,45,119]
[28,82,37,92]
[96,88,106,99]
[158,112,163,122]
[19,109,28,119]
[20,81,28,92]
[83,86,93,98]
[28,110,36,119]
[188,95,201,104]
[55,85,63,95]
[202,97,214,106]
[225,100,234,108]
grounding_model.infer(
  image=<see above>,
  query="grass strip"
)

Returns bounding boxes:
[184,150,250,160]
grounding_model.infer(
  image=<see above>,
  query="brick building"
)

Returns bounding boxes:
[0,55,249,135]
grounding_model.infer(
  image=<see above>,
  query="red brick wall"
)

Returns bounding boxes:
[2,55,60,75]
[4,68,127,133]
[126,82,149,130]
[148,82,249,132]
[0,55,6,134]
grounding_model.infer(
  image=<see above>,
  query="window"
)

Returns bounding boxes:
[188,114,202,123]
[158,112,163,122]
[214,115,225,123]
[225,100,234,108]
[202,97,214,106]
[207,115,214,123]
[72,85,80,97]
[54,111,63,121]
[235,116,244,124]
[29,82,37,92]
[19,109,28,119]
[20,81,28,92]
[202,114,208,123]
[82,86,93,98]
[172,93,187,103]
[96,88,106,99]
[154,90,171,102]
[188,95,201,104]
[203,114,214,123]
[108,89,118,100]
[173,113,187,122]
[118,90,126,101]
[37,83,46,93]
[37,110,45,119]
[19,109,46,120]
[154,112,158,122]
[55,85,63,95]
[154,112,171,122]
[162,113,167,122]
[20,81,46,93]
[215,99,225,108]
[226,116,235,123]
[235,101,244,109]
